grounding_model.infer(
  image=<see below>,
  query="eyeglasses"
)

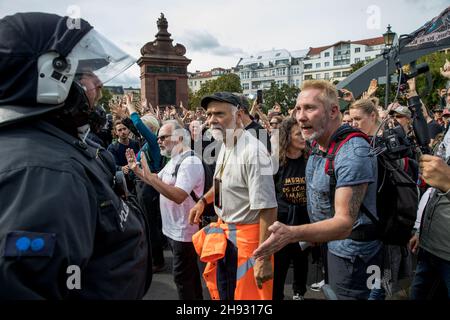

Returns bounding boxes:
[270,122,279,127]
[157,134,172,142]
[394,115,407,119]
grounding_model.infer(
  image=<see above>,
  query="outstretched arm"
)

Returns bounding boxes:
[253,184,367,259]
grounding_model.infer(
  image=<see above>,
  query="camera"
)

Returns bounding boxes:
[397,62,430,94]
[378,124,413,160]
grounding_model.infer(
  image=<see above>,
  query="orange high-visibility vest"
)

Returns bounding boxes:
[192,221,273,300]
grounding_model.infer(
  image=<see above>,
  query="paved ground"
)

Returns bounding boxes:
[143,248,325,300]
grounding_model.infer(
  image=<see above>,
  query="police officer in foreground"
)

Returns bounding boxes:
[0,12,151,299]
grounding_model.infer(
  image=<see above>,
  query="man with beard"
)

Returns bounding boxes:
[127,120,204,300]
[188,92,277,300]
[254,80,382,300]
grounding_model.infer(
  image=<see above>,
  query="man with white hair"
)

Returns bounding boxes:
[126,120,204,300]
[189,92,277,300]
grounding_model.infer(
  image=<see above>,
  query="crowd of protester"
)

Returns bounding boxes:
[1,12,450,301]
[79,58,450,301]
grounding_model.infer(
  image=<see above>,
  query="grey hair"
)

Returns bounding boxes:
[162,120,191,147]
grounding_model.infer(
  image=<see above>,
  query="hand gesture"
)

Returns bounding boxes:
[169,106,177,117]
[341,89,355,102]
[188,200,205,225]
[253,221,292,260]
[123,93,136,114]
[121,164,130,175]
[440,59,450,79]
[407,77,416,93]
[180,101,188,114]
[273,103,282,113]
[110,98,128,120]
[362,79,378,99]
[126,148,140,173]
[254,258,273,289]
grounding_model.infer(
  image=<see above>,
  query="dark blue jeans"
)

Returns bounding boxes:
[327,249,382,300]
[411,248,450,300]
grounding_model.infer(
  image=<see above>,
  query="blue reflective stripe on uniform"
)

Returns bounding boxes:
[205,227,224,234]
[236,257,255,280]
[228,223,237,247]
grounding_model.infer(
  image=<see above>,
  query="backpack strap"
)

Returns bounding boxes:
[325,132,369,208]
[319,130,380,241]
[173,150,201,203]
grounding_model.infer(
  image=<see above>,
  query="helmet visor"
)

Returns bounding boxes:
[68,29,135,85]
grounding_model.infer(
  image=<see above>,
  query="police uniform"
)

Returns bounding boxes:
[0,120,151,299]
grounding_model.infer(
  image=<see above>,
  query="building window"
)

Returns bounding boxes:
[355,58,361,63]
[304,63,312,70]
[272,70,275,76]
[276,68,286,76]
[342,71,351,77]
[324,62,330,67]
[295,79,300,87]
[316,63,321,68]
[276,80,284,86]
[324,52,330,57]
[242,83,249,90]
[194,81,197,86]
[315,74,321,79]
[355,47,361,53]
[324,73,330,79]
[333,71,341,78]
[365,56,371,61]
[304,75,313,80]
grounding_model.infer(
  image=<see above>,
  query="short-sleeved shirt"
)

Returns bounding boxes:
[274,156,309,226]
[306,134,382,262]
[158,150,205,242]
[214,130,277,224]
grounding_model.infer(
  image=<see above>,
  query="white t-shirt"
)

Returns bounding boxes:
[158,150,205,242]
[214,130,277,224]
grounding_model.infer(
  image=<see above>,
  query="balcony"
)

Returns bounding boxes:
[333,54,350,61]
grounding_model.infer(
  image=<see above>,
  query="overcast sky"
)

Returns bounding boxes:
[1,0,448,87]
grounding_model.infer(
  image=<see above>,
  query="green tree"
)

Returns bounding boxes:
[189,73,242,109]
[98,87,113,112]
[348,53,450,107]
[415,51,450,107]
[350,60,368,73]
[262,82,300,114]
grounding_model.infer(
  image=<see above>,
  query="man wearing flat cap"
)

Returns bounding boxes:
[189,92,277,300]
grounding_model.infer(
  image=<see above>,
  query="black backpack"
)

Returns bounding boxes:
[313,125,419,246]
[174,150,216,226]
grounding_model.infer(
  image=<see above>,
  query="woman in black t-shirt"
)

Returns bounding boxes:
[273,117,310,300]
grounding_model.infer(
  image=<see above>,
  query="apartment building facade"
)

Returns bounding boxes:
[235,36,385,96]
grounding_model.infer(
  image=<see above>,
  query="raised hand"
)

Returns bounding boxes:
[364,79,378,98]
[273,103,282,113]
[126,148,141,175]
[440,59,450,79]
[341,89,355,102]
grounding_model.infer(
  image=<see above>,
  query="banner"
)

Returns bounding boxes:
[400,6,450,52]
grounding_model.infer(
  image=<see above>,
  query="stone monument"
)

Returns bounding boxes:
[138,13,191,108]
